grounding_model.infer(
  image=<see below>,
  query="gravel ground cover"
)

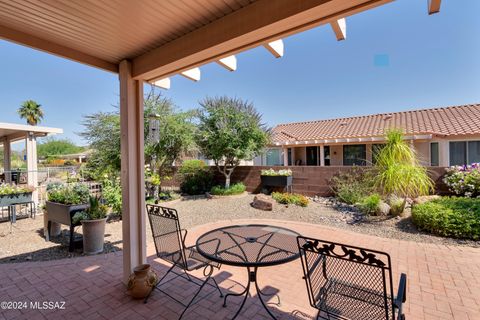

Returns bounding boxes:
[0,193,477,264]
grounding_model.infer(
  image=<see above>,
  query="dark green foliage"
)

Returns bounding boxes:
[37,137,85,159]
[210,183,246,196]
[178,160,212,195]
[331,168,376,205]
[358,194,381,215]
[271,192,309,207]
[102,179,122,216]
[412,197,480,240]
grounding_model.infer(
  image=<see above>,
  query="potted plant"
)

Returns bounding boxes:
[72,196,108,255]
[0,184,34,206]
[45,183,90,251]
[260,168,293,188]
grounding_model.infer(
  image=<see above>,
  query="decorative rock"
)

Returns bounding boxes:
[377,201,391,216]
[252,194,273,211]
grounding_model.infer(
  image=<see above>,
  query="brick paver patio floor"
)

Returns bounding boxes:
[1,219,479,320]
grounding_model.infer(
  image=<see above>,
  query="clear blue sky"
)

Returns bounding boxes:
[0,0,479,146]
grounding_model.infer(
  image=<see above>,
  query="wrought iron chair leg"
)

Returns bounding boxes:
[178,275,212,320]
[211,276,224,297]
[144,263,176,304]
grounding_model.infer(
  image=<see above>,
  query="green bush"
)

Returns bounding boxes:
[210,183,246,196]
[412,197,480,240]
[358,194,381,215]
[331,168,375,204]
[102,179,122,216]
[388,196,406,216]
[178,160,213,195]
[272,192,309,207]
[48,183,90,205]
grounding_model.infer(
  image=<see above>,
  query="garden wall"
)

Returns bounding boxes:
[212,166,449,197]
[162,165,449,197]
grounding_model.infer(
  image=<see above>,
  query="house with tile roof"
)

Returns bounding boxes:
[254,104,480,168]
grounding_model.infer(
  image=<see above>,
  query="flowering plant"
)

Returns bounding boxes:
[443,163,480,197]
[0,184,34,196]
[260,168,292,176]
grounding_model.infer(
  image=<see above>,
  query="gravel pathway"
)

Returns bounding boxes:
[0,193,477,264]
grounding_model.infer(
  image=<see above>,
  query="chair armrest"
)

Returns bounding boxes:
[394,273,407,319]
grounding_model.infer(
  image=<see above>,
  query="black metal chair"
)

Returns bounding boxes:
[297,236,407,320]
[145,204,223,319]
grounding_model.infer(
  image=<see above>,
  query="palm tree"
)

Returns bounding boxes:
[18,100,44,125]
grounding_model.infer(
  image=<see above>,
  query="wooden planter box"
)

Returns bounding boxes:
[0,192,33,207]
[260,175,293,188]
[45,201,89,252]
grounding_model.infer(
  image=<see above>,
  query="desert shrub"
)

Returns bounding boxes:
[412,197,480,240]
[272,192,309,207]
[443,163,480,197]
[388,196,406,216]
[102,179,122,216]
[331,167,375,204]
[358,194,381,215]
[178,160,213,195]
[210,182,246,196]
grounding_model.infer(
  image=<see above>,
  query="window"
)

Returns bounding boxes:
[372,144,385,165]
[324,146,331,166]
[266,149,281,166]
[449,141,480,166]
[306,146,318,166]
[343,144,366,166]
[468,141,480,164]
[430,142,439,166]
[287,148,292,166]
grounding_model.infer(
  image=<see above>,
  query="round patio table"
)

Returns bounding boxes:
[195,224,300,320]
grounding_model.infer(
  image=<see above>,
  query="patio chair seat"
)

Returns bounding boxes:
[315,277,393,320]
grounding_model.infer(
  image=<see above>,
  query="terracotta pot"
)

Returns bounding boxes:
[127,264,158,299]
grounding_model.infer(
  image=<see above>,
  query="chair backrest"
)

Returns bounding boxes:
[297,236,395,320]
[146,204,187,268]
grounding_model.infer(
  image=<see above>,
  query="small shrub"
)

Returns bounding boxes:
[412,197,480,240]
[210,183,246,196]
[331,167,375,205]
[102,179,122,216]
[272,192,309,207]
[72,195,108,224]
[358,194,381,215]
[388,196,406,216]
[443,163,480,197]
[178,160,213,195]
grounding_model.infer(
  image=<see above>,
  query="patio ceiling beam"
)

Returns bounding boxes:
[151,78,171,90]
[180,68,201,82]
[428,0,441,14]
[132,0,393,81]
[0,23,118,73]
[217,55,237,71]
[264,39,284,58]
[330,18,347,41]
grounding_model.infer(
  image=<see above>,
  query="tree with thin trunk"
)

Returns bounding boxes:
[196,96,270,188]
[18,100,44,125]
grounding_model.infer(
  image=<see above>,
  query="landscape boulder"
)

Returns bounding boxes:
[252,194,273,211]
[413,195,441,205]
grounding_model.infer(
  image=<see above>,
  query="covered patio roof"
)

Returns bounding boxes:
[0,0,442,282]
[0,122,63,143]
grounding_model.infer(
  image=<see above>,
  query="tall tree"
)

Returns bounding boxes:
[37,137,85,158]
[18,100,44,125]
[196,96,270,188]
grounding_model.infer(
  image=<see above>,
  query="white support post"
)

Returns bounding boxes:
[119,60,146,284]
[320,145,325,166]
[438,140,449,167]
[25,132,38,203]
[2,137,11,183]
[283,147,288,166]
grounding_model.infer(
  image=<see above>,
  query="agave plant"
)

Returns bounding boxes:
[374,129,434,211]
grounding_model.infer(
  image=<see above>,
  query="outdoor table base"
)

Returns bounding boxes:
[224,266,281,320]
